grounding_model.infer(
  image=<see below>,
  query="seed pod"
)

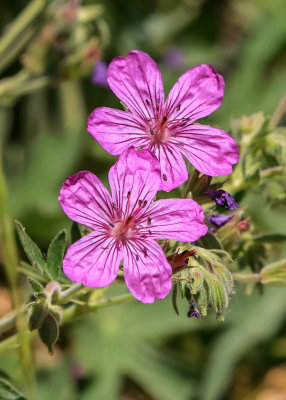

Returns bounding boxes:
[28,302,48,331]
[38,312,59,355]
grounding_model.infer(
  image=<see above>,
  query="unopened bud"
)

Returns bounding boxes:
[28,302,48,331]
[261,259,286,286]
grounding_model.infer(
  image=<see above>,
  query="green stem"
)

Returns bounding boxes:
[271,93,286,128]
[232,272,261,283]
[0,293,135,353]
[0,151,36,398]
[0,0,50,72]
[182,169,200,198]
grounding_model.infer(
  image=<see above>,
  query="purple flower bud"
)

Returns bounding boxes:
[187,299,200,318]
[92,60,108,88]
[207,189,239,211]
[163,47,185,70]
[208,213,233,228]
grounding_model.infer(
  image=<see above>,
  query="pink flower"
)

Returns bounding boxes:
[87,50,239,192]
[58,147,207,303]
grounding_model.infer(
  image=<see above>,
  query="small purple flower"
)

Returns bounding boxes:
[87,50,239,192]
[92,60,108,88]
[187,299,200,318]
[208,213,233,228]
[163,47,185,70]
[208,189,239,211]
[58,147,207,304]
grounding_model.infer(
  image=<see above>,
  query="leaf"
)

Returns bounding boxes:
[47,230,67,280]
[70,221,81,244]
[27,277,44,293]
[0,370,26,400]
[15,220,46,270]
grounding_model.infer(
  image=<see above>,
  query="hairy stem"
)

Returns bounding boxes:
[232,272,261,283]
[0,292,135,353]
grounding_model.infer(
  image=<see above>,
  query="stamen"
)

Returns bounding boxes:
[108,222,115,227]
[147,217,151,225]
[150,127,154,135]
[160,116,167,127]
[127,191,131,198]
[142,200,147,207]
[148,229,152,235]
[138,199,143,207]
[145,99,150,106]
[126,216,133,224]
[143,247,148,257]
[135,254,139,261]
[176,104,181,112]
[163,174,167,181]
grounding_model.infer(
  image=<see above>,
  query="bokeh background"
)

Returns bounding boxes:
[0,0,286,399]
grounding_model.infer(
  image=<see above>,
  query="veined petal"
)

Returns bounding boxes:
[107,50,164,121]
[149,144,188,192]
[58,171,114,230]
[123,239,172,303]
[173,124,239,176]
[87,107,149,155]
[142,198,207,241]
[165,64,224,123]
[63,232,123,287]
[108,147,161,217]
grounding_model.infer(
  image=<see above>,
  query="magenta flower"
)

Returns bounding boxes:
[58,147,207,303]
[87,50,239,192]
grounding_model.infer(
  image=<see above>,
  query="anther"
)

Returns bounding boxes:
[127,191,131,198]
[147,217,151,225]
[138,199,143,207]
[160,116,167,127]
[163,174,167,181]
[135,254,139,261]
[145,99,150,106]
[126,216,133,224]
[150,127,154,135]
[176,104,181,112]
[142,200,147,207]
[108,222,115,227]
[143,247,148,257]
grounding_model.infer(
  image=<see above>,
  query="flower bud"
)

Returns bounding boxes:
[28,302,48,331]
[38,312,60,355]
[261,259,286,286]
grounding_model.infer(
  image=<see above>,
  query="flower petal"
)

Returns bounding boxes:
[165,64,225,123]
[108,147,161,217]
[142,198,207,241]
[63,232,123,287]
[173,124,239,176]
[107,50,164,120]
[123,239,172,303]
[149,144,188,192]
[87,107,149,155]
[58,171,114,230]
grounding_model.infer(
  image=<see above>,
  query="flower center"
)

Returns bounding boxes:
[148,116,173,144]
[109,216,136,242]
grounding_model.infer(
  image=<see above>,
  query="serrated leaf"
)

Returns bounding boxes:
[27,277,44,293]
[70,221,82,244]
[15,220,46,270]
[0,370,26,399]
[47,230,67,280]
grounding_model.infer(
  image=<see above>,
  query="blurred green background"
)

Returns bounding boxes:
[0,0,286,399]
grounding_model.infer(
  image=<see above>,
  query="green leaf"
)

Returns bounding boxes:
[27,277,44,293]
[70,221,81,244]
[47,230,67,280]
[15,220,46,270]
[0,370,26,399]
